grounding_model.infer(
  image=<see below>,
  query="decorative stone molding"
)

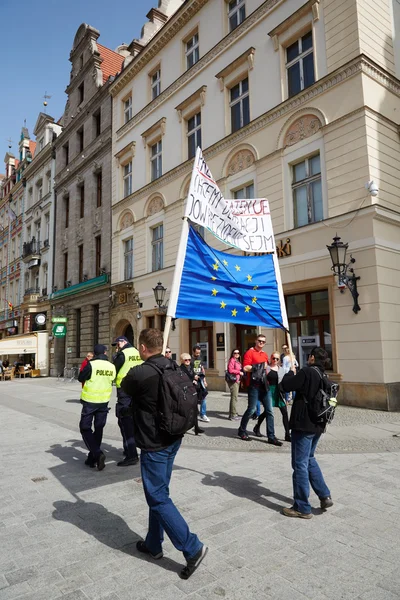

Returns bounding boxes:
[146,196,164,217]
[119,210,134,230]
[175,85,207,122]
[215,48,255,91]
[268,0,319,41]
[227,149,256,176]
[93,209,102,232]
[283,114,322,147]
[141,117,166,148]
[76,222,84,242]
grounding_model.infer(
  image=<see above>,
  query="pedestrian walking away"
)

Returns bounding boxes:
[113,336,142,466]
[78,344,116,471]
[280,346,333,518]
[121,328,208,579]
[238,334,282,445]
[226,348,243,420]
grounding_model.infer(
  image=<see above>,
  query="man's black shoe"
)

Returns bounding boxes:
[194,427,205,435]
[267,438,283,447]
[238,431,250,441]
[117,456,139,467]
[85,455,96,468]
[97,452,106,471]
[285,434,292,442]
[320,496,333,510]
[180,545,208,579]
[253,425,263,438]
[136,540,163,559]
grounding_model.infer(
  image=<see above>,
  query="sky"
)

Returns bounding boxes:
[0,0,157,164]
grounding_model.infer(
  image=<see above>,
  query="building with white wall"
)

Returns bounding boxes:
[110,0,400,409]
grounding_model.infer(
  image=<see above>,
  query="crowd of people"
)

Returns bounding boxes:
[76,329,334,579]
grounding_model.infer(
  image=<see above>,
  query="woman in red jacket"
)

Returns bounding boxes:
[227,349,243,420]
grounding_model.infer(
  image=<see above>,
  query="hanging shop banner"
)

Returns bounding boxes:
[184,147,275,253]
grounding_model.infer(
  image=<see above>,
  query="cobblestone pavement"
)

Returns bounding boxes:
[1,378,400,600]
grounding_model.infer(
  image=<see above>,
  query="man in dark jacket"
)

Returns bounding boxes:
[121,328,208,580]
[280,346,333,519]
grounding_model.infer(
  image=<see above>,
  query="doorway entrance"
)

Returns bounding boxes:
[123,323,134,345]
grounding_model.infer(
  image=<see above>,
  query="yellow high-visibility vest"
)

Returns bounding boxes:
[116,347,143,388]
[81,359,116,403]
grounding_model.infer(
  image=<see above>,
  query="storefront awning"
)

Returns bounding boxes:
[0,334,38,355]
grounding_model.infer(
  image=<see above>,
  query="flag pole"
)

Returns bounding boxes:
[271,248,296,368]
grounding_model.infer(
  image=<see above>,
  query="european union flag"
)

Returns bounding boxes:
[175,226,286,328]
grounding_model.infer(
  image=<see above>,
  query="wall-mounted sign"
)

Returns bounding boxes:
[52,324,67,337]
[35,314,46,325]
[51,317,68,323]
[276,238,291,258]
[216,332,225,351]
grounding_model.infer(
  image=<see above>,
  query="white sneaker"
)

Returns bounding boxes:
[199,415,210,422]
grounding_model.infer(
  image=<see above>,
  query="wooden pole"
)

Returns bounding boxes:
[162,315,172,354]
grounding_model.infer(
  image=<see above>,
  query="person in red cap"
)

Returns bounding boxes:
[112,336,142,466]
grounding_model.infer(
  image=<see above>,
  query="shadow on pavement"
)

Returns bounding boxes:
[52,499,182,573]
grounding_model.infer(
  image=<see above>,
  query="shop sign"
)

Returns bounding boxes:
[216,332,225,351]
[6,319,18,327]
[51,317,68,323]
[52,324,67,337]
[276,238,291,258]
[35,314,46,325]
[67,347,72,353]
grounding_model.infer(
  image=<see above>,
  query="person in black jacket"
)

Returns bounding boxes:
[280,346,333,519]
[180,353,204,436]
[121,328,208,580]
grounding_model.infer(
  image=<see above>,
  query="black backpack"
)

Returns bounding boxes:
[147,361,198,436]
[306,366,338,427]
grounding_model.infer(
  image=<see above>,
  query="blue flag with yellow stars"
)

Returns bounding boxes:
[175,226,286,328]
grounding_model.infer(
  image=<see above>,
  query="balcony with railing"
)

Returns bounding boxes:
[23,286,41,306]
[22,238,41,265]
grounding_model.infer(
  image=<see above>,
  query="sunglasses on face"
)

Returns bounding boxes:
[184,359,191,362]
[257,339,266,344]
[165,350,171,354]
[271,357,279,361]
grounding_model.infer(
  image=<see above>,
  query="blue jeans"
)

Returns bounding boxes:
[140,439,202,560]
[291,430,331,514]
[239,386,275,439]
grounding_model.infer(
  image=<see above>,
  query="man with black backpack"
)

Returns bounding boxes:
[280,346,334,519]
[121,328,208,580]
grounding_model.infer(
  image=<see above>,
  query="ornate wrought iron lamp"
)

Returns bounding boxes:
[327,235,360,314]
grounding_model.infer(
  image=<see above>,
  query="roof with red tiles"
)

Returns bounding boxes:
[29,141,36,158]
[97,43,124,84]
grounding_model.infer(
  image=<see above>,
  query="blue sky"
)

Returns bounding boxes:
[0,0,156,164]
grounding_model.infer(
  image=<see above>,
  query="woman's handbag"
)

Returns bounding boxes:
[225,370,237,384]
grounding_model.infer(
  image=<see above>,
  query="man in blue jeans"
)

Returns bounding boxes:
[238,334,282,445]
[121,328,208,579]
[280,346,333,518]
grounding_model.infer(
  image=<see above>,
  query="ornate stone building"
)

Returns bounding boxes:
[51,24,125,375]
[110,0,400,408]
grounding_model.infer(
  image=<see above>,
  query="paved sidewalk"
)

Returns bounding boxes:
[1,379,400,599]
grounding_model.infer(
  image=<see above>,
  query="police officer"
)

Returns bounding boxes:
[113,336,142,466]
[78,344,116,471]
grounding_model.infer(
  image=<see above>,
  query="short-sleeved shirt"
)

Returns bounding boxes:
[243,347,269,386]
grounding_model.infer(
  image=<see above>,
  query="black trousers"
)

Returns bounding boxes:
[257,405,289,436]
[79,401,109,460]
[116,389,138,459]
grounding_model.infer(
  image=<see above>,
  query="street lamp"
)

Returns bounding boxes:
[153,281,167,313]
[327,235,361,314]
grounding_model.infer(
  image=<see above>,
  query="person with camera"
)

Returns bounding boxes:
[280,346,333,519]
[226,348,243,420]
[237,334,282,445]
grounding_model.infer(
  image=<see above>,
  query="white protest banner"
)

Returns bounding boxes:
[184,147,275,253]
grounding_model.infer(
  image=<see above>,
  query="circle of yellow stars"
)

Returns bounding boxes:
[208,258,259,317]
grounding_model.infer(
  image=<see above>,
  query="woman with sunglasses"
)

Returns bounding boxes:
[227,349,243,420]
[180,353,205,435]
[253,352,291,442]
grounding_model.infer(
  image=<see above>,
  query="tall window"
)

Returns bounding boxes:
[93,110,101,137]
[124,238,134,280]
[93,304,99,347]
[185,32,199,69]
[65,196,70,228]
[78,245,84,283]
[151,225,163,271]
[233,183,254,199]
[292,154,322,228]
[150,141,162,181]
[187,112,201,159]
[123,162,132,197]
[79,185,85,219]
[286,31,315,98]
[63,252,68,288]
[76,308,81,358]
[95,236,101,277]
[151,69,161,100]
[228,0,246,31]
[96,172,102,207]
[45,213,50,243]
[230,78,250,132]
[78,82,84,105]
[124,96,132,123]
[77,128,84,153]
[63,143,69,166]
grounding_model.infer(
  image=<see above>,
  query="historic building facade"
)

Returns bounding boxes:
[112,0,399,408]
[50,24,125,375]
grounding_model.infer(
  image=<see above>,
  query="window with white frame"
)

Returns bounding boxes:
[124,96,132,124]
[187,112,201,159]
[233,182,254,199]
[45,213,50,243]
[151,69,161,100]
[228,0,246,32]
[124,238,134,280]
[185,32,199,70]
[151,224,163,271]
[150,141,162,181]
[286,31,315,98]
[123,162,132,197]
[230,77,250,133]
[292,154,322,228]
